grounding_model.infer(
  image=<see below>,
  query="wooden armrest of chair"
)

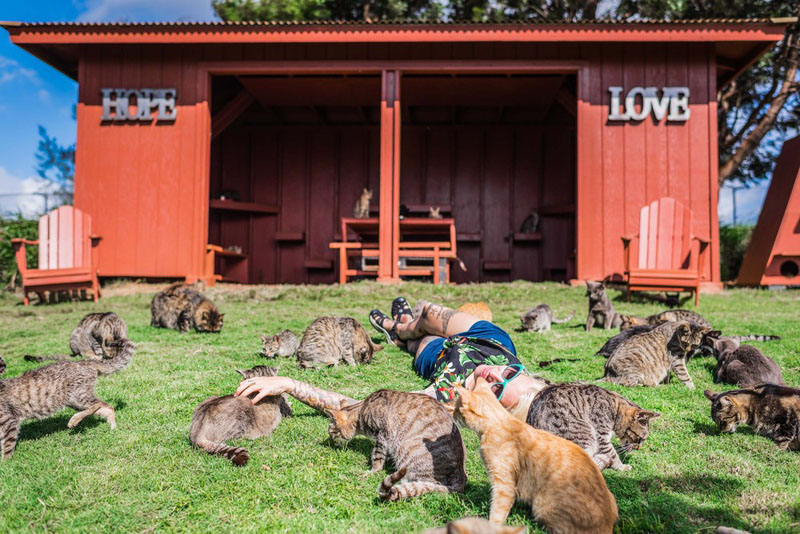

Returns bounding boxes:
[329,242,367,250]
[11,238,38,246]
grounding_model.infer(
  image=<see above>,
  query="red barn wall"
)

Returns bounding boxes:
[73,41,720,283]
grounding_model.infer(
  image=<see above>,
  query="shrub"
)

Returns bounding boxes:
[719,224,753,282]
[0,215,38,287]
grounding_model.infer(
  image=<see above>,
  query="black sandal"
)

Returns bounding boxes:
[391,297,413,322]
[370,309,399,346]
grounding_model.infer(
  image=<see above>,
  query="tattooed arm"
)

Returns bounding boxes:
[235,376,357,411]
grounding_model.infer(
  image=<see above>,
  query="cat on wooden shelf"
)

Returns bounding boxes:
[353,188,372,219]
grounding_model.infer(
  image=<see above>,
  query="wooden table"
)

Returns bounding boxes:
[332,217,457,283]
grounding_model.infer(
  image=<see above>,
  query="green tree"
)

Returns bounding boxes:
[212,0,443,22]
[616,0,800,186]
[35,125,75,205]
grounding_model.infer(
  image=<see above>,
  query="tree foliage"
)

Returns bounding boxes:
[213,0,799,186]
[35,125,75,205]
[0,215,38,287]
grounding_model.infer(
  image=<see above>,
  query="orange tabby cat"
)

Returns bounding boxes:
[453,379,618,534]
[457,302,493,322]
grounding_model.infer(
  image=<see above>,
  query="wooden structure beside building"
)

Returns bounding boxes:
[4,19,789,287]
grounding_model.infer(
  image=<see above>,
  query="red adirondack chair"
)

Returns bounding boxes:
[12,206,101,306]
[622,197,709,306]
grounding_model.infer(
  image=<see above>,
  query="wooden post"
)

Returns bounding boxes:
[379,70,401,282]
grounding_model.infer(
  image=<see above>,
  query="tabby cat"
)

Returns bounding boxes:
[423,517,527,534]
[704,384,799,451]
[325,389,467,501]
[457,302,493,322]
[0,354,5,375]
[261,330,300,358]
[519,209,540,234]
[190,366,292,466]
[150,283,224,333]
[603,321,709,389]
[595,325,655,358]
[585,281,621,331]
[0,339,134,459]
[619,309,712,331]
[296,317,382,369]
[353,188,372,219]
[526,383,660,470]
[25,312,128,362]
[520,304,574,332]
[453,379,618,532]
[713,345,784,388]
[428,207,443,219]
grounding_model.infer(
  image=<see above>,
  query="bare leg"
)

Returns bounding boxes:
[379,301,480,342]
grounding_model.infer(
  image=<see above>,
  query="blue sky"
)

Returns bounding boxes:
[0,1,783,224]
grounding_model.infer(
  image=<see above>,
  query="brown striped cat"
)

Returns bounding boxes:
[150,283,224,333]
[324,389,467,501]
[619,309,712,330]
[0,339,134,459]
[261,330,300,358]
[526,383,660,470]
[190,366,291,466]
[453,379,618,532]
[705,384,800,451]
[603,320,709,389]
[25,312,128,362]
[296,317,382,369]
[595,325,655,358]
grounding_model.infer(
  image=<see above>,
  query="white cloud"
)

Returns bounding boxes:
[76,0,217,22]
[38,89,51,104]
[718,181,769,226]
[0,166,61,219]
[0,56,39,85]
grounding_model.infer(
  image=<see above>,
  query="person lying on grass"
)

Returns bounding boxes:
[235,298,549,420]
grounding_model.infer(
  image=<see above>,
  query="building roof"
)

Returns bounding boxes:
[2,18,793,82]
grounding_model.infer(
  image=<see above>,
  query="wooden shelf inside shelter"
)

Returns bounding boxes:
[457,232,482,242]
[210,199,280,214]
[483,260,512,271]
[275,231,305,242]
[512,232,542,242]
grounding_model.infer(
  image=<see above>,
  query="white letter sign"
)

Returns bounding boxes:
[101,88,177,122]
[607,86,690,122]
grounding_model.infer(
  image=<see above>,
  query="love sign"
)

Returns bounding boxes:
[608,86,690,122]
[101,88,177,122]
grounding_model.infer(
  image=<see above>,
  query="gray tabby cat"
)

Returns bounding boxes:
[0,339,134,459]
[325,389,467,501]
[705,384,800,451]
[619,309,712,331]
[595,325,655,358]
[713,344,784,388]
[353,188,372,219]
[519,304,574,332]
[151,283,224,333]
[24,312,128,362]
[261,330,300,358]
[296,317,383,369]
[190,366,291,466]
[602,320,709,389]
[520,209,540,234]
[526,383,660,471]
[585,281,621,331]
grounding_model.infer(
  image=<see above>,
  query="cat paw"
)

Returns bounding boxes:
[67,415,81,428]
[617,464,633,471]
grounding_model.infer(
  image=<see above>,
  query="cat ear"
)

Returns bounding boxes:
[219,314,225,319]
[707,330,722,339]
[236,369,248,378]
[638,410,661,421]
[619,314,629,322]
[703,390,717,402]
[322,407,339,419]
[677,321,691,334]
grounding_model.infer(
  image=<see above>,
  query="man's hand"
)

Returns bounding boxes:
[234,376,291,404]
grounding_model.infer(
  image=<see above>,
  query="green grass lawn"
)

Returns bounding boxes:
[0,281,798,533]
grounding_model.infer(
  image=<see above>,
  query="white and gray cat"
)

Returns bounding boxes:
[520,304,574,332]
[261,330,300,358]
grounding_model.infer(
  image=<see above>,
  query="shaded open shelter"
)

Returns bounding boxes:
[3,19,790,287]
[736,135,800,286]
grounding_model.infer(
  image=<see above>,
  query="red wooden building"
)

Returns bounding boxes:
[4,19,790,287]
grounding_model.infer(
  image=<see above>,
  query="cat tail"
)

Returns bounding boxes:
[377,468,455,501]
[454,256,467,272]
[193,438,250,466]
[90,339,135,375]
[23,354,74,362]
[551,311,575,324]
[728,334,781,342]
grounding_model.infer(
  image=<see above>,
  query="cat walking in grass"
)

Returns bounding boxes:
[325,389,467,501]
[25,312,128,362]
[0,339,134,459]
[296,317,382,369]
[453,379,617,532]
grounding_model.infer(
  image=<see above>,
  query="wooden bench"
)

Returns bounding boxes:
[12,205,101,306]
